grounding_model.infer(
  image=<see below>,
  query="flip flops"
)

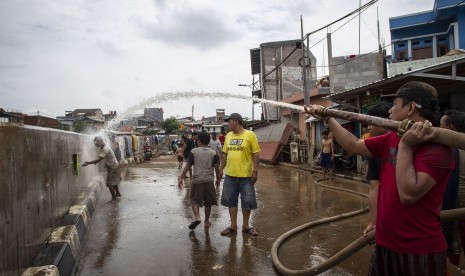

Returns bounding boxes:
[189,220,201,230]
[220,227,237,236]
[242,227,258,236]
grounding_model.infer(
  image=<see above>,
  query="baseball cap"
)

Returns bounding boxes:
[381,81,438,110]
[224,113,243,123]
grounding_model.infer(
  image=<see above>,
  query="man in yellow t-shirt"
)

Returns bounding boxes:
[219,113,261,236]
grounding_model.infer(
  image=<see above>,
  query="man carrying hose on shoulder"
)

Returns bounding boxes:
[305,81,454,275]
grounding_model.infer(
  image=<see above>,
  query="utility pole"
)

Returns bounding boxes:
[301,16,312,164]
[377,7,381,53]
[359,0,361,55]
[301,16,308,106]
[327,31,333,94]
[275,49,280,122]
[252,75,255,121]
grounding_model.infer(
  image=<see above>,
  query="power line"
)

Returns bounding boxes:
[249,0,379,85]
[304,0,379,39]
[278,6,370,70]
[308,9,363,50]
[262,46,299,79]
[315,0,465,68]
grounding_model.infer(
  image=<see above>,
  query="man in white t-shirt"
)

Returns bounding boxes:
[83,136,122,200]
[209,132,222,156]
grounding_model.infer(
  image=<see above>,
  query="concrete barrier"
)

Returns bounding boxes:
[21,265,60,276]
[0,125,149,276]
[20,174,106,276]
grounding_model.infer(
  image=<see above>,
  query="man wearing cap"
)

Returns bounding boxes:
[219,113,261,236]
[305,81,454,275]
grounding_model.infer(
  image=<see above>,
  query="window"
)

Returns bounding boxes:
[438,44,449,57]
[397,50,408,61]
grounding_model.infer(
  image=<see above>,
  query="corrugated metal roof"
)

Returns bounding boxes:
[255,122,293,163]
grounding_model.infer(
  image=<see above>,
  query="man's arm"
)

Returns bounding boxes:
[178,162,191,187]
[252,152,260,184]
[364,181,378,236]
[305,106,372,157]
[330,139,334,160]
[214,159,221,187]
[83,156,103,166]
[219,152,227,176]
[326,118,372,157]
[396,121,438,204]
[396,142,437,204]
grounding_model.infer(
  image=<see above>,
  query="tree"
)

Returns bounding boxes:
[161,117,179,134]
[73,121,88,133]
[142,129,157,135]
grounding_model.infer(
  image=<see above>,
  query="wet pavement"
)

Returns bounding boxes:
[75,155,378,275]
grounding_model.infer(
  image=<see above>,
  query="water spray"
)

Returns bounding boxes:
[105,91,304,130]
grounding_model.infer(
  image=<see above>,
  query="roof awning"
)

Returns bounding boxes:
[255,122,293,163]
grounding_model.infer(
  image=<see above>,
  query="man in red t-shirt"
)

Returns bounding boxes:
[218,132,225,146]
[305,81,454,275]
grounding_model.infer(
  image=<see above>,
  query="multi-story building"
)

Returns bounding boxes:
[23,115,58,128]
[254,39,317,122]
[0,108,23,124]
[390,0,465,62]
[57,108,105,132]
[144,108,164,123]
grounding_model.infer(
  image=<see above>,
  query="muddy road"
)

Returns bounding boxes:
[76,155,376,275]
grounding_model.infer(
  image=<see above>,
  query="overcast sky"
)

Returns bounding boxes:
[0,0,433,120]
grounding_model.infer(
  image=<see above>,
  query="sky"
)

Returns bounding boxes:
[0,0,434,121]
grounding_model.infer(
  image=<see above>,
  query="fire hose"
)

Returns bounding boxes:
[309,106,465,151]
[270,106,465,274]
[271,178,465,275]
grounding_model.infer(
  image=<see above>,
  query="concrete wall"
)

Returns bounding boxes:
[329,52,384,94]
[260,41,317,121]
[0,125,158,276]
[0,125,103,275]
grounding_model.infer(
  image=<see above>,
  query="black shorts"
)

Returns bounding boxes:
[368,244,446,276]
[190,181,217,207]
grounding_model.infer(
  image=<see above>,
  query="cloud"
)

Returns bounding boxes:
[141,4,241,49]
[96,40,123,57]
[0,0,443,120]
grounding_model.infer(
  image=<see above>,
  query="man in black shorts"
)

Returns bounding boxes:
[178,132,221,230]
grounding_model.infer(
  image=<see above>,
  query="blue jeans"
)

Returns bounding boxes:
[221,175,257,210]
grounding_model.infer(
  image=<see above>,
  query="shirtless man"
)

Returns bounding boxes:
[321,129,334,180]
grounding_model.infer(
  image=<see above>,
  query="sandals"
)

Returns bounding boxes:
[189,220,201,230]
[242,227,258,236]
[221,226,258,236]
[220,227,237,236]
